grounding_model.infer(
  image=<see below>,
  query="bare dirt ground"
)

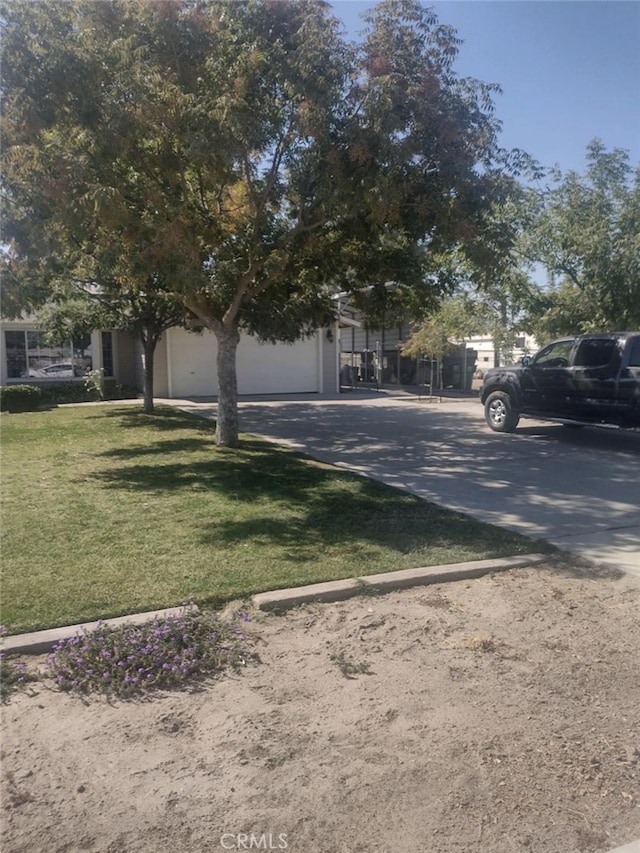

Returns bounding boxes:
[2,559,639,853]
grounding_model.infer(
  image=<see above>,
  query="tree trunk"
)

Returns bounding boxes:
[142,339,155,415]
[215,324,240,447]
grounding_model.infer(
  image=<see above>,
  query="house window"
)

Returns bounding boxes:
[101,331,114,377]
[5,330,27,378]
[4,330,92,380]
[515,336,526,349]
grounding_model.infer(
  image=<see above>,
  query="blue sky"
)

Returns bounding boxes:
[332,1,640,178]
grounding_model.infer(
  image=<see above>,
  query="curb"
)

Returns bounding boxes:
[607,843,640,853]
[252,553,548,612]
[2,604,199,656]
[3,555,548,655]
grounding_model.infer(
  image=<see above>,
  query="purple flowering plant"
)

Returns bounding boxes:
[1,623,37,702]
[47,606,250,697]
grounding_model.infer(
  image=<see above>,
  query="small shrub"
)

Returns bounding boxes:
[0,656,36,702]
[84,368,105,400]
[47,607,250,697]
[0,384,43,413]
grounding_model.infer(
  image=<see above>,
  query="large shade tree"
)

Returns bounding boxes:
[2,0,528,444]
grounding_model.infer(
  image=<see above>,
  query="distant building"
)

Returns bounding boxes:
[468,333,538,372]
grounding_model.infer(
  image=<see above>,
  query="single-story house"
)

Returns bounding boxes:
[1,308,536,399]
[0,317,340,398]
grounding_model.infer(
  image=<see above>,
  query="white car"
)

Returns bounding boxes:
[27,362,84,378]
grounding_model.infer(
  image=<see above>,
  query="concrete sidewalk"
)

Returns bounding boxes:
[608,841,640,853]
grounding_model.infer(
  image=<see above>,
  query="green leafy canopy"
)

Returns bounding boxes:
[2,0,532,442]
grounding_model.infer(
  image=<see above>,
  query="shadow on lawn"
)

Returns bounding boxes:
[92,440,377,503]
[88,405,216,435]
[99,437,216,460]
[83,403,543,559]
[195,498,527,559]
[89,440,538,558]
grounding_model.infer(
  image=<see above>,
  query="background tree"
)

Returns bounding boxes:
[524,139,640,335]
[106,281,187,414]
[72,272,187,414]
[522,280,600,343]
[2,0,528,444]
[460,266,542,364]
[449,177,546,364]
[401,298,478,396]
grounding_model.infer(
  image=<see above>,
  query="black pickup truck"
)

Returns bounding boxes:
[480,332,640,432]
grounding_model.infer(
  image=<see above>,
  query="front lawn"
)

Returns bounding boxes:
[1,405,551,633]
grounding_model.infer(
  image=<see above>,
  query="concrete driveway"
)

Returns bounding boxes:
[178,391,640,577]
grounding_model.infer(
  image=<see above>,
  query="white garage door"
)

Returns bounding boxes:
[166,328,321,397]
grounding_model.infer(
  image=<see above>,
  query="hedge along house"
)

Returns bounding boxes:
[0,315,340,399]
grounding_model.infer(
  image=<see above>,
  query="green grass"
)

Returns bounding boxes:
[0,405,552,633]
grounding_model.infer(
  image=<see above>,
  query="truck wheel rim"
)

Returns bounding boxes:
[489,399,506,425]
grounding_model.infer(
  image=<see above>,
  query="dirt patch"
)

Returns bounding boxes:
[2,560,639,853]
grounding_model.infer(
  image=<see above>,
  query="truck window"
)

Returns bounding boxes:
[628,338,640,367]
[573,338,617,368]
[533,339,573,367]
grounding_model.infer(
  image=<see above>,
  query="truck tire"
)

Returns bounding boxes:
[485,390,520,433]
